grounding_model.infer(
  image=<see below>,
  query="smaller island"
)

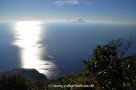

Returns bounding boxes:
[69,19,86,23]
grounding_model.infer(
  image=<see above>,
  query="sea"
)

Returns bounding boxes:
[0,21,136,78]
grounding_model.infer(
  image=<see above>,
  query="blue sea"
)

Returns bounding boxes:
[0,21,136,78]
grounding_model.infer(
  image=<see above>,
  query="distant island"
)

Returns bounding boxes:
[68,19,86,23]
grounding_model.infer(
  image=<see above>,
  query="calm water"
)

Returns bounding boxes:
[0,21,136,78]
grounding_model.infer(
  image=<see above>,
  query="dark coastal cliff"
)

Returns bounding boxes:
[0,68,47,81]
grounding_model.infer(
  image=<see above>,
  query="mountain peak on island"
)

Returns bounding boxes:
[68,19,86,23]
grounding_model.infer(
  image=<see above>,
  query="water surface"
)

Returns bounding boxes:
[0,21,136,78]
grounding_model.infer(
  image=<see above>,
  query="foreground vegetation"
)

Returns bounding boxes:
[0,38,136,90]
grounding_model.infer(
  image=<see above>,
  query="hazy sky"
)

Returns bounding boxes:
[0,0,136,22]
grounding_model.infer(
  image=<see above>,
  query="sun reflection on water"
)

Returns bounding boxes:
[13,21,56,78]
